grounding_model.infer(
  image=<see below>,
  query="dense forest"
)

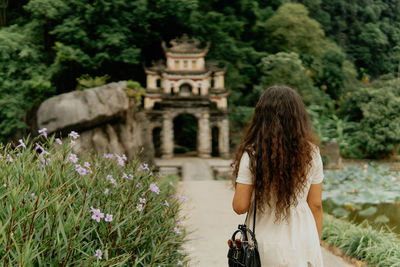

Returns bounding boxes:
[1,0,400,158]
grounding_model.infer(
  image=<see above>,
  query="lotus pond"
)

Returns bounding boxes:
[323,164,400,234]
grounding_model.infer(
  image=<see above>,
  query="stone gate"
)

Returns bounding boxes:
[143,35,230,159]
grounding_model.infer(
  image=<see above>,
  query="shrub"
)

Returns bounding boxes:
[126,80,145,104]
[76,74,111,91]
[323,214,400,267]
[0,134,187,266]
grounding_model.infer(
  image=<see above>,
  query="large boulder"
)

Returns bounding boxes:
[37,82,129,134]
[36,82,154,164]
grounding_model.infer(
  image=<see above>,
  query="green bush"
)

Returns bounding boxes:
[76,74,111,91]
[323,214,400,267]
[0,134,187,266]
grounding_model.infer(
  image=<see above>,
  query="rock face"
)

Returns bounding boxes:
[36,82,154,164]
[37,82,129,134]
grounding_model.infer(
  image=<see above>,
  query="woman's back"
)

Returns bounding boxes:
[232,86,324,267]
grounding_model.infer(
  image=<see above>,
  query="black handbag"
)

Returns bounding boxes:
[227,198,261,267]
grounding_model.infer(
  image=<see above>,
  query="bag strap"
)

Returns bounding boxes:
[244,190,257,235]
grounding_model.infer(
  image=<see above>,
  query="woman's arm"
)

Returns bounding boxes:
[232,183,254,214]
[307,183,323,241]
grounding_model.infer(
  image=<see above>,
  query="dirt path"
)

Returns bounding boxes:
[178,180,353,267]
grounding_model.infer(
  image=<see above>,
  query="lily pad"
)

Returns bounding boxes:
[374,215,390,223]
[332,207,349,217]
[358,206,377,216]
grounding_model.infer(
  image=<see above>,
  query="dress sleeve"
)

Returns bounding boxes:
[235,152,254,185]
[309,147,324,184]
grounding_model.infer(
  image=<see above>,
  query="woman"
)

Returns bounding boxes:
[232,85,324,267]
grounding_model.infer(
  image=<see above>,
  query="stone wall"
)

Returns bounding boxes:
[37,82,154,164]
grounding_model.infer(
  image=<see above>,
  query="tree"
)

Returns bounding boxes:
[339,79,400,158]
[0,23,54,141]
[256,52,330,106]
[263,3,325,56]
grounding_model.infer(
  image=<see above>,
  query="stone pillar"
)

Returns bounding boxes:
[173,85,179,95]
[161,114,174,158]
[198,113,211,158]
[219,118,230,158]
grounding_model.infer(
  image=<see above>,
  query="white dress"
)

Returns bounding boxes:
[236,148,324,267]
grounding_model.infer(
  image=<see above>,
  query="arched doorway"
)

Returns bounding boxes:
[173,114,198,156]
[212,126,219,157]
[179,83,192,97]
[152,127,162,157]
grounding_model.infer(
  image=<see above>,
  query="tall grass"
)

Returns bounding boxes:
[0,135,187,266]
[323,214,400,267]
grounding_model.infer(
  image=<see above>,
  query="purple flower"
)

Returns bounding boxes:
[177,261,183,266]
[84,162,92,174]
[35,143,50,156]
[38,128,47,138]
[90,206,100,213]
[69,131,79,139]
[6,154,13,163]
[138,163,150,171]
[109,178,117,186]
[114,154,127,166]
[17,139,26,149]
[105,214,113,222]
[92,212,104,222]
[149,183,160,195]
[176,220,182,225]
[55,138,62,145]
[128,174,134,180]
[122,173,128,179]
[106,175,113,180]
[103,153,114,159]
[94,249,102,260]
[178,195,188,202]
[139,198,146,204]
[75,165,87,176]
[136,183,142,188]
[40,155,51,166]
[3,184,7,188]
[68,153,78,163]
[163,200,169,207]
[104,188,109,195]
[31,193,36,199]
[90,207,104,223]
[69,140,76,147]
[136,204,143,211]
[173,227,180,234]
[169,181,174,187]
[117,158,125,166]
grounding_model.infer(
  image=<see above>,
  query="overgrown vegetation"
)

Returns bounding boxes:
[0,134,187,266]
[322,214,400,267]
[1,0,400,158]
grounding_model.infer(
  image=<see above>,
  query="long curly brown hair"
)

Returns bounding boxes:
[232,85,317,221]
